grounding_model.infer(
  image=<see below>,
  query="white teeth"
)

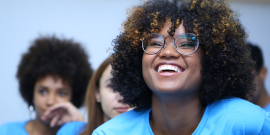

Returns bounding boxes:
[158,65,182,73]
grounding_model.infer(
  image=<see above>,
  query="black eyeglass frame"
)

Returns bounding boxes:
[141,33,200,55]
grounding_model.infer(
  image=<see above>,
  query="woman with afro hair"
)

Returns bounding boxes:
[0,36,93,135]
[92,0,270,134]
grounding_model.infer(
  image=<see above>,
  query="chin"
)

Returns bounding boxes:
[151,82,185,93]
[36,113,51,126]
[154,88,181,94]
[39,116,50,125]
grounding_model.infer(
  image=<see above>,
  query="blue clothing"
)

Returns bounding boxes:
[93,98,270,135]
[264,103,270,112]
[57,121,86,135]
[0,121,29,135]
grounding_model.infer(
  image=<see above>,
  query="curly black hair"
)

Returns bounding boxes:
[17,36,93,108]
[110,0,255,110]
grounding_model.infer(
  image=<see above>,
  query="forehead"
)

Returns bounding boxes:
[35,75,71,89]
[100,65,112,83]
[158,21,186,38]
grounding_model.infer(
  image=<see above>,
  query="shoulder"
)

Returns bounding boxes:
[0,121,28,134]
[0,121,26,128]
[57,121,86,135]
[93,109,152,135]
[209,97,266,117]
[203,97,269,134]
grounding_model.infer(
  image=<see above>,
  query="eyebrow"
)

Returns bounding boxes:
[36,85,71,91]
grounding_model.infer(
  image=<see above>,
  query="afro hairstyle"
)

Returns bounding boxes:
[17,36,93,108]
[110,0,255,110]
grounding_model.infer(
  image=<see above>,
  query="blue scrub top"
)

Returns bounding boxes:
[92,97,270,135]
[0,120,29,135]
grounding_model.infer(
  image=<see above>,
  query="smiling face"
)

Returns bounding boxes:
[142,22,204,95]
[95,65,130,122]
[33,75,72,124]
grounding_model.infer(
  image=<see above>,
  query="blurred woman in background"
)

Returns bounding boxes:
[56,57,131,135]
[0,36,93,135]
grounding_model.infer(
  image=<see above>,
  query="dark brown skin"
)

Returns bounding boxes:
[25,118,59,135]
[150,93,205,135]
[25,75,72,135]
[143,22,205,134]
[253,66,270,108]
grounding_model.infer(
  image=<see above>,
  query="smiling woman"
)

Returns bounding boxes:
[0,36,93,135]
[92,0,270,134]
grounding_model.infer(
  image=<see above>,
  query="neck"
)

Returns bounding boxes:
[255,87,270,108]
[26,116,60,135]
[150,92,205,135]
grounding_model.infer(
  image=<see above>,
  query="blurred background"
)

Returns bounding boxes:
[0,0,269,125]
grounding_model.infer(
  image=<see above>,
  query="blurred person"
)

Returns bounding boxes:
[248,43,270,111]
[54,57,131,135]
[0,36,93,135]
[92,0,270,134]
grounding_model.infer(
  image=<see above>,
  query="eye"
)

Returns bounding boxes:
[39,89,47,95]
[149,42,163,47]
[58,91,67,97]
[106,83,111,88]
[178,43,195,48]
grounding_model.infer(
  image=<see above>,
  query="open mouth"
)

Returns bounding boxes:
[156,64,184,73]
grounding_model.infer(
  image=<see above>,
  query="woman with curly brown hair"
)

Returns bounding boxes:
[92,0,270,134]
[0,36,93,135]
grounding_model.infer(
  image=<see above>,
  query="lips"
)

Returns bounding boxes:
[155,63,184,73]
[114,107,129,113]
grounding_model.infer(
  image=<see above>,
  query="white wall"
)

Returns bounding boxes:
[0,0,141,125]
[230,2,270,94]
[0,0,270,125]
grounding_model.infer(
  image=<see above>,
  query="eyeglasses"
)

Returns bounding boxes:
[142,33,199,55]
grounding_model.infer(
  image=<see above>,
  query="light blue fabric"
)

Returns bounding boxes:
[264,103,270,112]
[56,121,86,135]
[93,97,270,135]
[0,121,29,135]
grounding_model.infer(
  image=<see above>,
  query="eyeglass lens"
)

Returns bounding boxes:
[142,33,198,55]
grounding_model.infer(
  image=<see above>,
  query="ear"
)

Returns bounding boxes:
[95,88,101,103]
[259,66,267,82]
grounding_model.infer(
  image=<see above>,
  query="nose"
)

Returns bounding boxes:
[158,37,180,58]
[46,93,56,107]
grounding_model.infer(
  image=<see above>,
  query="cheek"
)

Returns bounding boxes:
[186,49,203,75]
[189,61,202,73]
[33,92,44,107]
[100,90,116,107]
[185,57,203,84]
[142,54,154,86]
[142,59,149,79]
[142,54,148,72]
[57,95,72,102]
[33,95,45,116]
[142,53,154,70]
